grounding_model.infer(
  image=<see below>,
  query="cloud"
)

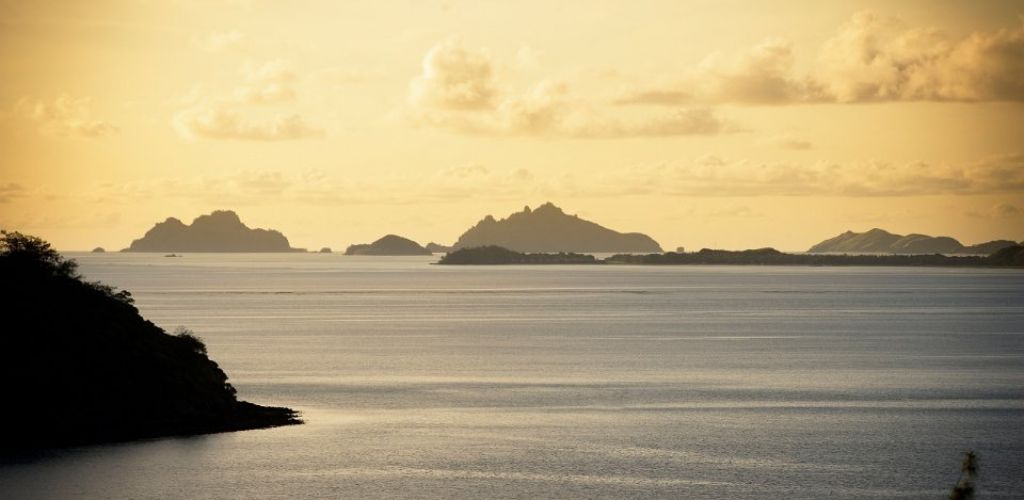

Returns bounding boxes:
[614,89,692,106]
[193,30,247,52]
[816,12,1024,102]
[587,152,1024,198]
[230,59,299,104]
[173,107,323,141]
[15,94,117,138]
[89,165,542,206]
[969,203,1023,219]
[231,83,296,104]
[761,134,813,150]
[0,183,25,203]
[172,58,322,139]
[617,12,1024,105]
[244,58,298,84]
[313,67,365,85]
[408,40,736,138]
[410,38,498,110]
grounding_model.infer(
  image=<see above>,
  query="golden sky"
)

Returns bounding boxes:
[1,0,1022,251]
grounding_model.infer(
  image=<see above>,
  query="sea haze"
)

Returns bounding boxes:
[2,254,1022,499]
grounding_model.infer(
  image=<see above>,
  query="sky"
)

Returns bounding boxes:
[0,0,1022,251]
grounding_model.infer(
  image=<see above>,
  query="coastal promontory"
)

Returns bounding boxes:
[123,210,304,253]
[452,202,662,253]
[1,231,300,451]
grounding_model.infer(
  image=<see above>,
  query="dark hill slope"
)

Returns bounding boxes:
[0,231,299,452]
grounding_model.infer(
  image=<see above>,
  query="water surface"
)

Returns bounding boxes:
[2,254,1022,498]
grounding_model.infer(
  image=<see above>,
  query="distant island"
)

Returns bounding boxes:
[439,245,1024,267]
[439,246,601,264]
[808,228,1017,255]
[425,242,453,254]
[123,210,305,253]
[452,202,662,253]
[345,234,432,256]
[1,230,300,451]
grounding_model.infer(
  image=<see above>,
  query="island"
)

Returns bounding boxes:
[425,242,453,254]
[344,234,432,256]
[91,247,105,253]
[319,247,332,253]
[123,210,305,253]
[808,228,1017,255]
[438,245,1024,267]
[1,230,300,451]
[439,246,601,264]
[452,202,662,253]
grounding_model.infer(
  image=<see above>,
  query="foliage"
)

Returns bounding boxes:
[174,326,208,355]
[1,230,134,305]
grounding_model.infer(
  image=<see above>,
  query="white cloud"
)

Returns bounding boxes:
[409,38,498,110]
[408,40,736,138]
[817,12,1024,102]
[618,12,1024,105]
[173,107,323,141]
[15,94,117,138]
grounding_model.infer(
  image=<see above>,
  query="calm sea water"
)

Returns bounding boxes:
[2,253,1023,499]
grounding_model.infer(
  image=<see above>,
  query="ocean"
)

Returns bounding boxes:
[2,253,1022,499]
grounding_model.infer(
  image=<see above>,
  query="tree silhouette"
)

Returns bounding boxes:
[949,451,978,500]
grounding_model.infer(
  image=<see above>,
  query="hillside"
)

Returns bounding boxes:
[0,231,300,451]
[808,229,1017,255]
[452,203,662,253]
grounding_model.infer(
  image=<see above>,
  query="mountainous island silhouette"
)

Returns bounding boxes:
[123,210,304,253]
[808,228,1016,255]
[345,234,432,256]
[452,202,662,253]
[0,231,300,451]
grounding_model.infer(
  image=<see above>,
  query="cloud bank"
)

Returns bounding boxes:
[618,12,1024,105]
[15,94,117,138]
[408,38,736,138]
[173,108,323,141]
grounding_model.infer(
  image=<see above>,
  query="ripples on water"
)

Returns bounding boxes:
[1,254,1022,499]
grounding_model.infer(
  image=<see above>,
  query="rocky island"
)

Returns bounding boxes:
[453,202,662,253]
[808,228,1017,255]
[344,234,432,255]
[123,210,305,253]
[1,231,300,451]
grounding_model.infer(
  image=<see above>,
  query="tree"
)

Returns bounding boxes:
[949,451,978,500]
[0,230,79,278]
